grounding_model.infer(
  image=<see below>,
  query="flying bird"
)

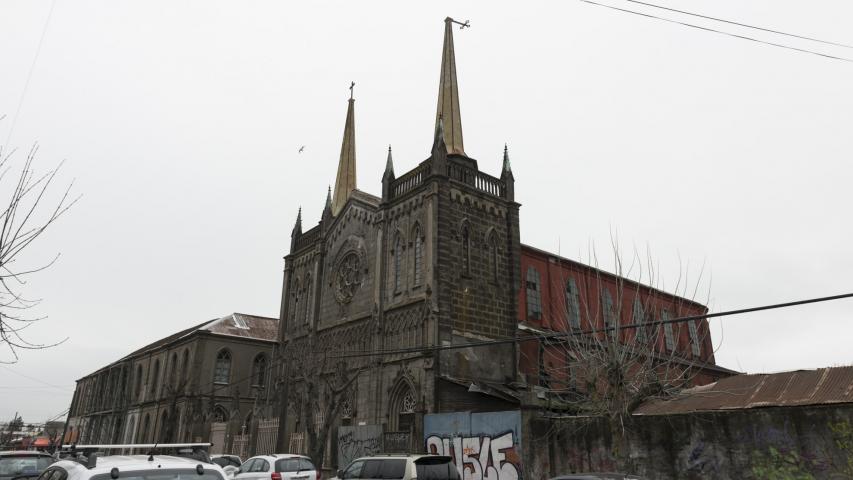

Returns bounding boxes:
[298,145,305,153]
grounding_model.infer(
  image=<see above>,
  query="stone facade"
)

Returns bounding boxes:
[66,313,277,452]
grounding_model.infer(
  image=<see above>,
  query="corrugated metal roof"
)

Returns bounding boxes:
[635,366,853,415]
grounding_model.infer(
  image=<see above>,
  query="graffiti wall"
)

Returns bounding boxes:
[424,411,523,480]
[338,425,383,470]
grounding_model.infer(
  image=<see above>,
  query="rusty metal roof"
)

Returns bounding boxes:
[635,366,853,415]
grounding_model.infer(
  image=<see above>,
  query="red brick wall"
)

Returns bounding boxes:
[517,245,718,384]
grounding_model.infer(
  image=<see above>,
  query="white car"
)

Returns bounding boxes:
[332,454,459,480]
[210,455,242,480]
[234,455,317,480]
[39,454,228,480]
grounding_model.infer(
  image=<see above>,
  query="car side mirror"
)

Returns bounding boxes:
[336,470,344,479]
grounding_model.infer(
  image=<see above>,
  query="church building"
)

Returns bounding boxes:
[275,17,732,471]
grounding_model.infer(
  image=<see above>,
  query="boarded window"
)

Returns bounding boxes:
[688,320,701,357]
[663,310,675,351]
[565,278,581,329]
[526,267,542,320]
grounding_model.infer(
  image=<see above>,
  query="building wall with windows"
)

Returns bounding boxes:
[517,244,731,391]
[66,313,277,450]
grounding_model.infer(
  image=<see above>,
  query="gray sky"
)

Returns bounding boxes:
[1,0,851,422]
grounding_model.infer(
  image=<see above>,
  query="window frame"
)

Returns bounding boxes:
[525,266,542,320]
[213,349,232,385]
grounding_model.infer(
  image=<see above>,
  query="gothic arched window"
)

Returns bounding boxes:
[412,225,423,286]
[213,350,231,384]
[393,233,403,292]
[135,365,143,400]
[526,267,542,320]
[213,405,228,423]
[181,349,190,387]
[139,414,151,443]
[252,354,268,387]
[169,352,178,391]
[291,278,300,322]
[304,273,313,325]
[565,278,581,329]
[150,360,161,398]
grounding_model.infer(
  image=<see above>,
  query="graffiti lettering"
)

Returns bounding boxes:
[338,426,382,468]
[426,432,520,480]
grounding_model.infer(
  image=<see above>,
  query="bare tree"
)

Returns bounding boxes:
[0,140,78,362]
[526,238,720,466]
[280,323,371,470]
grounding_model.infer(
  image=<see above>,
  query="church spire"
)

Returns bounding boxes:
[332,83,357,216]
[383,145,394,179]
[381,145,395,202]
[435,17,467,156]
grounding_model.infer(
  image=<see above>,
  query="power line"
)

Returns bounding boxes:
[623,0,853,49]
[0,365,74,392]
[579,0,853,63]
[329,291,853,359]
[4,0,58,147]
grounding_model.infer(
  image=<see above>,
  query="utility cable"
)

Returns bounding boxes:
[4,0,58,147]
[330,291,853,358]
[579,0,853,63]
[623,0,853,49]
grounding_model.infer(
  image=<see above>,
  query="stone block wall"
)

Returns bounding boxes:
[523,405,853,479]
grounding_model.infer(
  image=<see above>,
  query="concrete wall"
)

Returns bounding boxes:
[524,405,853,480]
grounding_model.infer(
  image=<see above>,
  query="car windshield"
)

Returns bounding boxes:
[274,459,307,473]
[212,458,239,469]
[91,469,224,480]
[0,456,54,479]
[415,457,460,480]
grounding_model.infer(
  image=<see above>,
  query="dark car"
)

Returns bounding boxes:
[551,474,642,480]
[0,451,55,480]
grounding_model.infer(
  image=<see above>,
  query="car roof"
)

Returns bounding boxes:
[355,454,450,461]
[52,455,224,475]
[0,451,54,457]
[252,454,308,459]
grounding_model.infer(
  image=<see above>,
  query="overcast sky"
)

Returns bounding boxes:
[1,0,851,422]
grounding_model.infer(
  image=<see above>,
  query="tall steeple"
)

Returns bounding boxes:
[332,83,357,216]
[435,17,467,156]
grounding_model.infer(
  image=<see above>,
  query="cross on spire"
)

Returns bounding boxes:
[349,81,355,100]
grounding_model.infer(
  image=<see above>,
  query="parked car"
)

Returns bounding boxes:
[210,455,242,479]
[37,452,227,480]
[0,451,55,480]
[234,454,317,480]
[332,454,459,480]
[550,474,643,480]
